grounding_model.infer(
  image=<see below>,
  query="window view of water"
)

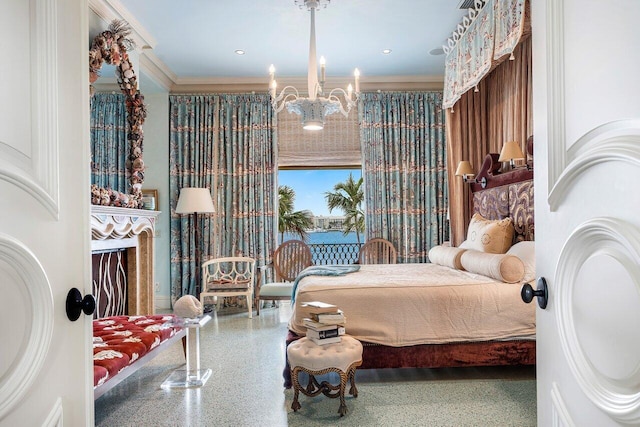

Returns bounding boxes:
[282,231,363,265]
[282,230,361,245]
[278,168,364,264]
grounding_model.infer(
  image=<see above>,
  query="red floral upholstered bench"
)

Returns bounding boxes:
[93,315,185,398]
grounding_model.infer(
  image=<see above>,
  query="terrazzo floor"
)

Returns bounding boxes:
[95,302,537,426]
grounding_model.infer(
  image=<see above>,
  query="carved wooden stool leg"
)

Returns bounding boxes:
[306,374,316,394]
[291,368,302,412]
[348,366,358,397]
[338,371,348,416]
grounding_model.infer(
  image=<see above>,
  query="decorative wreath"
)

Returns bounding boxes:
[89,20,146,208]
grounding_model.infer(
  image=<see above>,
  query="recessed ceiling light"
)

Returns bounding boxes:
[235,49,245,55]
[382,49,392,55]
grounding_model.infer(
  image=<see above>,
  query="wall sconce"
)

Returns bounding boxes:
[455,161,487,188]
[498,141,525,169]
[455,161,475,183]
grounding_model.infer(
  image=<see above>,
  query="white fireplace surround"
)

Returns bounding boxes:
[90,205,160,315]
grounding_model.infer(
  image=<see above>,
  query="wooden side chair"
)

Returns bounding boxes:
[357,238,397,264]
[200,256,256,318]
[255,240,312,315]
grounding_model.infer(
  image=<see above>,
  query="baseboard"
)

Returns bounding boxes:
[155,295,171,310]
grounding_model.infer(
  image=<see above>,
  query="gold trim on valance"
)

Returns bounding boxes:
[443,0,527,109]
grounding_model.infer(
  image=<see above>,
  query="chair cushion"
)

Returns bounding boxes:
[259,282,293,298]
[206,278,251,291]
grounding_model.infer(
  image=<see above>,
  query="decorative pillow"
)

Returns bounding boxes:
[459,213,514,254]
[460,250,525,283]
[173,295,203,318]
[428,245,466,270]
[506,241,536,283]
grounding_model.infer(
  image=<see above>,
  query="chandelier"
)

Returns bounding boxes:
[269,0,360,130]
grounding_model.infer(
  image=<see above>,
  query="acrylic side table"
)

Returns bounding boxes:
[161,314,212,389]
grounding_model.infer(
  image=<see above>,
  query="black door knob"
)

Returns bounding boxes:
[521,277,548,309]
[66,288,96,321]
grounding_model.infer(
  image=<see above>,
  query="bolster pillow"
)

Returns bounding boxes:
[428,245,467,270]
[460,250,525,283]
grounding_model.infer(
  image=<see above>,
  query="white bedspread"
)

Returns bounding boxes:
[289,263,536,347]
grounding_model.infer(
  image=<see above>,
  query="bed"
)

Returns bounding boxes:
[284,149,535,386]
[93,314,186,399]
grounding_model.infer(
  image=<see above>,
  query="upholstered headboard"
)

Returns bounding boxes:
[470,138,534,242]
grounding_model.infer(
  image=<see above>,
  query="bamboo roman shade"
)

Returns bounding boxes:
[277,106,361,168]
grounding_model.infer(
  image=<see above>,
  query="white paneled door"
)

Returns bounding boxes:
[0,0,92,425]
[533,0,640,425]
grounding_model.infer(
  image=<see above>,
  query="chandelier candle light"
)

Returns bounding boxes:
[269,0,360,130]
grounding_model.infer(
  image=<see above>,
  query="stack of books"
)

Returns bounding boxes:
[302,301,346,345]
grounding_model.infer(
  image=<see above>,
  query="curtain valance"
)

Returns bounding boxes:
[443,0,527,109]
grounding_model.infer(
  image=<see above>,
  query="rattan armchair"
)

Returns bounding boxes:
[357,238,397,264]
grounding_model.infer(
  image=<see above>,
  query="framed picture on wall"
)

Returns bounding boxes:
[141,189,159,211]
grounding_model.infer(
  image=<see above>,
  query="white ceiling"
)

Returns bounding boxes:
[91,0,471,89]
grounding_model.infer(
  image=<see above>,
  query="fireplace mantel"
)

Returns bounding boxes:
[91,205,160,316]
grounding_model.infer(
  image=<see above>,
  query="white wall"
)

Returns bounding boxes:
[138,87,171,310]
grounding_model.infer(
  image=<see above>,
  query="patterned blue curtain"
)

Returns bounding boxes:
[169,95,217,300]
[359,92,448,263]
[215,94,277,267]
[90,93,128,193]
[169,94,277,302]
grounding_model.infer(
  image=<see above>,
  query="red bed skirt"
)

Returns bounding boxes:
[283,330,535,388]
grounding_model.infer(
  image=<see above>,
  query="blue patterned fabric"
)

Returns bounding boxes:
[169,94,277,303]
[90,93,128,193]
[359,92,449,263]
[291,265,361,302]
[214,94,277,267]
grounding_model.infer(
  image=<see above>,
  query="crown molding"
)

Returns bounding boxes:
[170,75,444,94]
[88,0,156,50]
[90,0,176,90]
[139,51,175,92]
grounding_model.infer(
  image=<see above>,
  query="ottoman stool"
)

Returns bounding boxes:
[287,335,363,416]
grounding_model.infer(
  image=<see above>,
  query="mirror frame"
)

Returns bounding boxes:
[89,20,146,208]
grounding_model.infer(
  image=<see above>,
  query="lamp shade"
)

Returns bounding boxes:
[175,188,215,214]
[455,161,475,177]
[498,141,525,162]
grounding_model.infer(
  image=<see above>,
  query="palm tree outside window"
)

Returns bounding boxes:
[324,173,365,245]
